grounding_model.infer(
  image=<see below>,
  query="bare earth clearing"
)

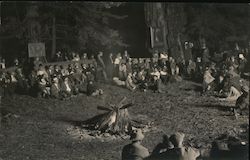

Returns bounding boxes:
[0,80,248,160]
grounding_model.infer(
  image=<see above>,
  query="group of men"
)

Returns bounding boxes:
[0,53,103,100]
[122,128,248,160]
[122,129,201,160]
[0,47,249,99]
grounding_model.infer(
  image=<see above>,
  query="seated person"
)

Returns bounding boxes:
[151,74,167,93]
[3,72,16,97]
[203,67,215,93]
[37,64,48,79]
[214,72,226,94]
[150,67,161,80]
[33,57,43,71]
[169,65,182,83]
[224,85,242,101]
[73,64,84,85]
[151,134,174,156]
[67,64,75,75]
[233,85,249,116]
[50,76,61,99]
[37,74,50,98]
[86,79,103,96]
[125,72,137,91]
[54,65,62,77]
[113,77,126,86]
[220,75,243,101]
[81,63,88,74]
[119,62,128,81]
[136,69,148,91]
[151,132,200,160]
[60,76,73,98]
[60,65,70,77]
[72,53,80,61]
[122,129,149,160]
[15,68,29,94]
[46,65,54,77]
[227,66,240,78]
[159,66,169,84]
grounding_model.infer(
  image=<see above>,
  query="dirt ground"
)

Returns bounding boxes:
[0,80,249,160]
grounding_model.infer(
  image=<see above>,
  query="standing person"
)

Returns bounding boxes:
[123,50,130,62]
[238,53,247,76]
[106,53,114,80]
[113,53,122,78]
[187,59,196,79]
[195,57,203,82]
[202,47,210,68]
[122,129,150,160]
[96,51,108,82]
[184,42,193,64]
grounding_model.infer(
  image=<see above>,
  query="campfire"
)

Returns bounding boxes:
[83,97,151,136]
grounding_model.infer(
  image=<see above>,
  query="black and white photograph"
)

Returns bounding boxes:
[0,1,249,160]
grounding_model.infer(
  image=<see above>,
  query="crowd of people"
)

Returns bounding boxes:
[0,46,249,111]
[122,128,248,160]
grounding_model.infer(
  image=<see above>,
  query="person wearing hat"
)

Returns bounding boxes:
[233,85,249,117]
[160,132,200,160]
[151,134,174,156]
[122,129,149,160]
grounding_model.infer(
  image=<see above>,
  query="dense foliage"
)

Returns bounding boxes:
[0,2,249,61]
[0,2,127,59]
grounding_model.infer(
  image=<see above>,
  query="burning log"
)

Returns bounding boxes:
[83,97,134,135]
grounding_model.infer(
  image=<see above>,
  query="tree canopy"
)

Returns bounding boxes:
[0,1,128,60]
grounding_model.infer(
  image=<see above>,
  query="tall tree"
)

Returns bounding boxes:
[1,2,127,60]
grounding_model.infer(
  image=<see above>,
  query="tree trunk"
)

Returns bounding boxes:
[51,15,56,59]
[177,33,184,61]
[0,2,2,57]
[26,2,41,43]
